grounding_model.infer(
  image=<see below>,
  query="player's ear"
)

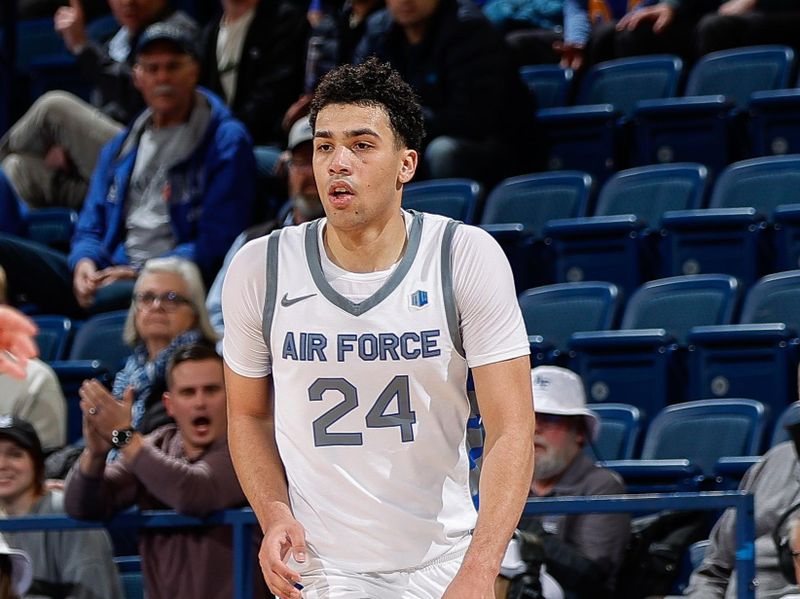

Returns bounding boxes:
[398,149,418,185]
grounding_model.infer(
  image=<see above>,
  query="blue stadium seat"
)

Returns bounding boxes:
[603,398,767,492]
[545,163,707,295]
[23,208,78,253]
[69,310,131,373]
[32,315,72,362]
[518,281,619,365]
[401,178,481,223]
[688,270,800,428]
[714,400,800,486]
[115,555,144,599]
[539,55,684,183]
[588,402,644,461]
[749,88,800,157]
[576,55,683,119]
[519,64,573,109]
[633,45,795,177]
[480,171,592,289]
[570,274,739,417]
[661,154,800,285]
[538,104,621,184]
[50,360,112,443]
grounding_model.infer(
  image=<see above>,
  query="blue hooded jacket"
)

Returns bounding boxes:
[68,88,256,282]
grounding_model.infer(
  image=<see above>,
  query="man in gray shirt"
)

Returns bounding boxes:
[520,366,630,599]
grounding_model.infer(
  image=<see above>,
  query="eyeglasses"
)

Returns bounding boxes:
[134,291,192,312]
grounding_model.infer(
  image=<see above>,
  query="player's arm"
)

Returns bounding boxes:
[443,355,534,598]
[225,366,306,599]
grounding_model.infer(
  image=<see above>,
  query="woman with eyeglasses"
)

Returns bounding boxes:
[80,256,219,438]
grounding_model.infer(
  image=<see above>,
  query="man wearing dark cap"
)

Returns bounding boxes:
[0,417,123,598]
[0,21,256,317]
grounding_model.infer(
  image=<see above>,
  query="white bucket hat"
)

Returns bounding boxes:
[0,534,32,596]
[531,366,599,442]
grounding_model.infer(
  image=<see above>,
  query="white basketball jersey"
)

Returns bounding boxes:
[263,211,476,572]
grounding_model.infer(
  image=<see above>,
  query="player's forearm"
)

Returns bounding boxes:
[463,426,534,577]
[228,411,293,528]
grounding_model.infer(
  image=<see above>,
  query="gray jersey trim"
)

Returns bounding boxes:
[261,229,283,355]
[304,211,424,316]
[441,219,464,358]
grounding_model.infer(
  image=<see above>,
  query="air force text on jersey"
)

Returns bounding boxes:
[282,330,442,362]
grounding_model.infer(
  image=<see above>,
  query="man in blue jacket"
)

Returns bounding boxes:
[0,22,256,316]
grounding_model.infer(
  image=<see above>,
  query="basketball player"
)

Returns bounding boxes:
[222,57,535,599]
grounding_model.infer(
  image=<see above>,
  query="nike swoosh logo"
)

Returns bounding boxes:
[281,293,317,307]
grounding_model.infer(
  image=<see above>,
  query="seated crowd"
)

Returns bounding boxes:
[1,0,800,596]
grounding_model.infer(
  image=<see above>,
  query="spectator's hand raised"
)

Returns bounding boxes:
[259,512,307,599]
[80,381,134,443]
[617,3,676,33]
[54,0,88,54]
[718,0,757,16]
[0,306,37,379]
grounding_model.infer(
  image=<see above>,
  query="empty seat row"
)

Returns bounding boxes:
[520,270,800,426]
[522,46,800,183]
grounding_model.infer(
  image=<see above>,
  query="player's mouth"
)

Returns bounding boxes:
[328,181,355,209]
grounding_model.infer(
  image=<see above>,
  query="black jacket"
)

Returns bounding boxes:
[200,0,309,146]
[356,0,538,157]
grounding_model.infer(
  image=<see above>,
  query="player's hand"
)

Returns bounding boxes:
[73,258,98,308]
[617,3,676,33]
[718,0,757,16]
[54,0,88,54]
[0,306,38,379]
[259,515,307,599]
[442,571,497,598]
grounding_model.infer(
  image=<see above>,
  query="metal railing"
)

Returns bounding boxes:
[523,491,756,599]
[0,491,756,599]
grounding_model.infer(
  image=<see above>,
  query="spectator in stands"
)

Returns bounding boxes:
[206,116,323,340]
[199,0,308,148]
[355,0,540,184]
[789,510,800,594]
[0,0,196,212]
[0,533,32,599]
[664,416,800,597]
[0,308,38,381]
[88,256,217,438]
[519,365,630,599]
[0,417,123,598]
[64,342,268,599]
[0,266,66,453]
[0,22,256,317]
[592,0,800,64]
[483,0,588,68]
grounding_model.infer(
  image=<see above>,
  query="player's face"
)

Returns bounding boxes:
[533,414,583,482]
[164,359,228,459]
[312,103,417,232]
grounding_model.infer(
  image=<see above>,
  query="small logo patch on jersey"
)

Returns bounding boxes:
[410,290,428,308]
[281,292,317,307]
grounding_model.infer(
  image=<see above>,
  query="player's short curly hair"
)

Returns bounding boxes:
[309,57,426,152]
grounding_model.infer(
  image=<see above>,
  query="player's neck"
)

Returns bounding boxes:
[323,211,407,273]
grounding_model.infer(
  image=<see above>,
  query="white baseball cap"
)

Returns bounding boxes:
[0,534,32,596]
[288,116,314,151]
[531,366,599,441]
